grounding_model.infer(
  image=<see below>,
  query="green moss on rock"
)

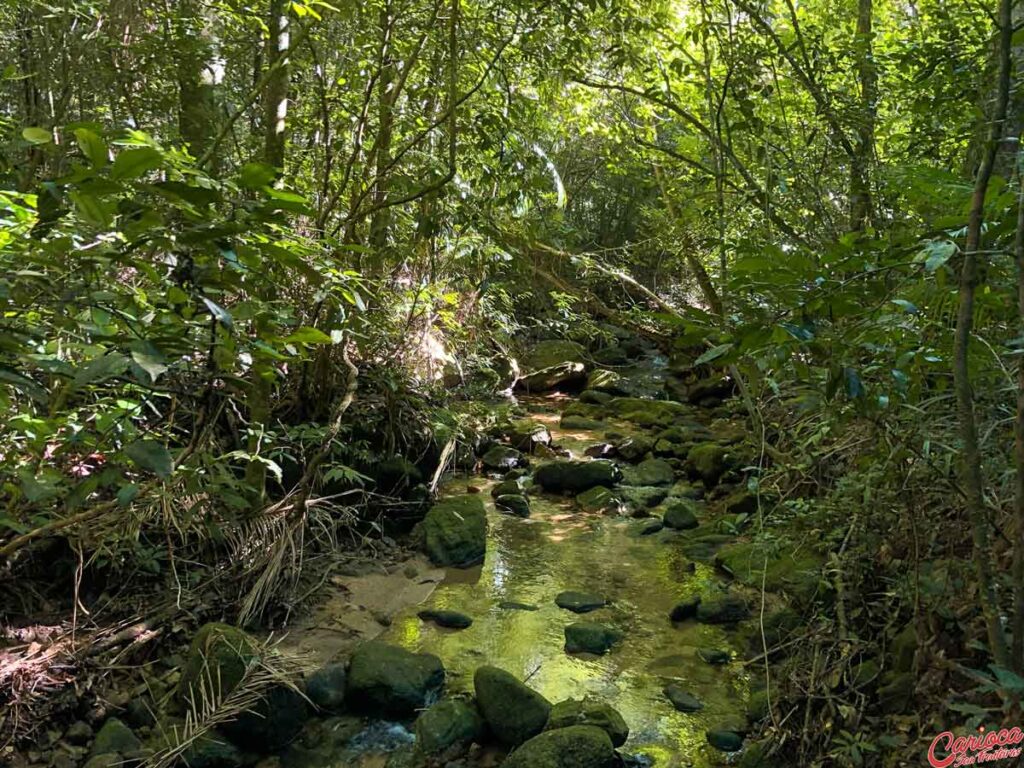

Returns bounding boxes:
[178,623,259,707]
[545,699,629,747]
[502,725,615,768]
[473,665,552,746]
[422,495,487,567]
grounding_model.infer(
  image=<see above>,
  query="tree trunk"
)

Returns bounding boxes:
[954,0,1012,668]
[369,1,396,273]
[1013,132,1024,672]
[849,0,876,232]
[177,0,218,163]
[263,0,290,171]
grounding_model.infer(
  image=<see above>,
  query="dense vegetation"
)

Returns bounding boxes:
[3,0,1024,765]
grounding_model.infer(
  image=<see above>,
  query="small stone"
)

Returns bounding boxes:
[555,591,607,613]
[663,685,703,713]
[498,601,538,611]
[564,622,622,655]
[418,609,473,629]
[668,596,701,622]
[662,499,699,530]
[414,698,484,755]
[707,729,744,752]
[64,722,93,746]
[90,719,141,758]
[403,564,419,578]
[639,519,664,536]
[698,647,731,665]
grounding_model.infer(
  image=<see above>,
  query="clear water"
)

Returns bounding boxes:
[377,404,750,766]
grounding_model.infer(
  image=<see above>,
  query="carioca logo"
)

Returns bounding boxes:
[927,726,1024,767]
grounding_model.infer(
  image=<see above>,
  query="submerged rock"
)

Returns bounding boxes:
[473,666,552,746]
[533,460,621,494]
[418,609,473,629]
[495,493,531,517]
[422,495,487,567]
[502,725,615,768]
[499,601,539,611]
[564,622,622,655]
[545,698,629,747]
[345,641,445,717]
[414,698,484,755]
[663,685,703,713]
[555,591,607,613]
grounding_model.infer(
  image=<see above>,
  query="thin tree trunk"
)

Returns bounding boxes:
[850,0,876,231]
[369,0,396,272]
[263,0,290,170]
[955,0,1013,668]
[177,0,218,163]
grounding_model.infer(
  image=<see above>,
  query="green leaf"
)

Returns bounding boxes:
[125,440,173,478]
[70,353,129,392]
[238,162,277,189]
[921,240,957,272]
[283,326,332,345]
[130,342,168,383]
[22,126,52,144]
[117,483,140,506]
[74,128,108,167]
[112,147,163,180]
[69,190,113,228]
[694,343,733,366]
[891,299,918,314]
[202,297,233,330]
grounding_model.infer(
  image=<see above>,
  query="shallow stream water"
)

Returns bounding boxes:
[369,399,751,766]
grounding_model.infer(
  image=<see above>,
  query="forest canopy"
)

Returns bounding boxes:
[2,0,1024,766]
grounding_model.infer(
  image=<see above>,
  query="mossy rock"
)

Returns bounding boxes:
[491,477,528,498]
[714,540,824,606]
[618,486,669,515]
[221,683,309,753]
[507,420,553,452]
[422,495,488,567]
[555,591,608,613]
[560,415,607,430]
[575,486,621,514]
[696,594,750,624]
[707,729,744,752]
[306,662,347,712]
[663,499,700,530]
[90,718,142,759]
[545,698,629,747]
[374,456,425,493]
[179,732,243,768]
[473,666,552,746]
[616,436,654,463]
[502,725,615,768]
[414,698,484,755]
[178,623,259,707]
[563,622,622,655]
[606,397,692,429]
[621,458,675,487]
[534,460,621,494]
[678,529,735,560]
[496,493,531,518]
[481,445,527,472]
[686,443,731,487]
[746,690,769,722]
[663,685,702,713]
[345,641,445,717]
[518,341,588,391]
[579,389,613,405]
[669,595,701,621]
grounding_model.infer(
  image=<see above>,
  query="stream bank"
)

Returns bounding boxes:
[38,337,821,768]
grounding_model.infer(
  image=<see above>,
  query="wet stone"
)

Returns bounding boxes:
[639,518,664,536]
[564,622,623,655]
[418,609,473,629]
[668,596,700,622]
[696,593,750,624]
[663,685,703,713]
[499,601,539,611]
[707,729,744,752]
[555,591,608,613]
[698,647,731,665]
[495,493,531,517]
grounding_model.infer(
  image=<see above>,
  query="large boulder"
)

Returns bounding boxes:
[663,499,700,530]
[606,397,692,429]
[345,642,445,716]
[575,486,621,514]
[533,460,621,494]
[502,726,616,768]
[473,666,552,746]
[618,486,669,515]
[414,698,484,755]
[178,623,259,707]
[621,458,675,487]
[507,420,553,452]
[518,341,588,392]
[545,699,629,747]
[422,495,487,567]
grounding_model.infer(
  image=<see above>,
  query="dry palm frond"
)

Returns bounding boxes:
[144,636,308,768]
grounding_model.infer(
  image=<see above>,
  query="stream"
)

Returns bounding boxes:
[328,389,754,766]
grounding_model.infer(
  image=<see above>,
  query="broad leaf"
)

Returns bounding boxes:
[112,147,163,180]
[125,440,173,478]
